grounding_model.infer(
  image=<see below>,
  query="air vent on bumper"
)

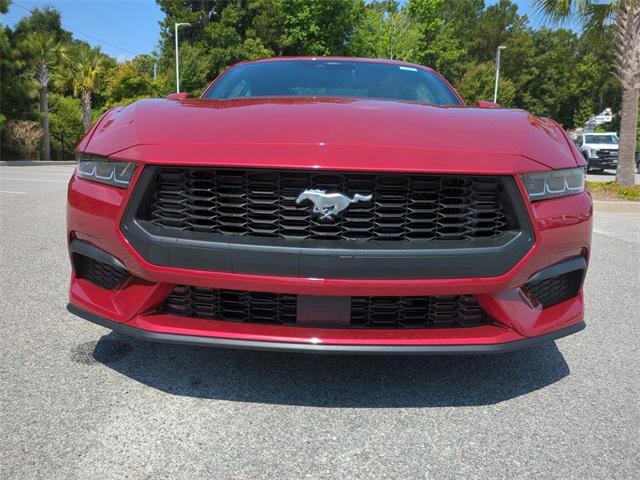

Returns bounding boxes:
[70,240,129,290]
[524,257,586,308]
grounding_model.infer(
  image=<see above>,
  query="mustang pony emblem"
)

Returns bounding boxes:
[296,189,372,220]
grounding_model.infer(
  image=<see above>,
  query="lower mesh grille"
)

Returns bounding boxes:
[162,286,298,325]
[74,255,128,290]
[351,295,488,328]
[524,270,582,308]
[162,286,490,328]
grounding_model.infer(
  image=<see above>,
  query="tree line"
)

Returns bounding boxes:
[0,1,168,160]
[1,0,638,184]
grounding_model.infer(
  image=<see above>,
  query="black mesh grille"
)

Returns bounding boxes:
[596,150,618,160]
[74,255,128,290]
[524,270,583,308]
[351,295,489,328]
[144,168,510,242]
[162,286,298,325]
[162,286,490,329]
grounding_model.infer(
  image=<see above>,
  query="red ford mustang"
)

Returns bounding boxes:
[67,57,592,354]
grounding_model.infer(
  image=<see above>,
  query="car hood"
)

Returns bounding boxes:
[84,98,578,171]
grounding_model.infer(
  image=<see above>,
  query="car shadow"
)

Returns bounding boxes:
[87,332,571,408]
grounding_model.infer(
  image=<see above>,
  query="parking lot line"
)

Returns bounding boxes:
[0,190,27,194]
[0,177,69,183]
[0,171,73,176]
[0,167,75,172]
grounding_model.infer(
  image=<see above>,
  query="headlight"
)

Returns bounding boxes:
[522,167,585,201]
[76,153,136,188]
[586,149,598,159]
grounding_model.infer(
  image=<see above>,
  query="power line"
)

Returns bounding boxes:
[62,23,141,56]
[73,0,148,43]
[12,2,142,57]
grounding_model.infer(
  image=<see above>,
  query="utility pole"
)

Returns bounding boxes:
[174,22,191,93]
[493,45,506,103]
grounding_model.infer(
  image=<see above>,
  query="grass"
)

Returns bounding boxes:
[587,181,640,202]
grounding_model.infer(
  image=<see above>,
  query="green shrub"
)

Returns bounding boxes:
[587,181,640,202]
[48,93,83,158]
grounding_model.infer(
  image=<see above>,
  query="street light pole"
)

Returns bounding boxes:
[174,22,191,93]
[493,45,506,103]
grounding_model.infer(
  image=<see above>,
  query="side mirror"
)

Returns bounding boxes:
[476,100,501,108]
[166,92,189,101]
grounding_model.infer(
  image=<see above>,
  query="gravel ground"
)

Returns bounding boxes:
[1,165,639,479]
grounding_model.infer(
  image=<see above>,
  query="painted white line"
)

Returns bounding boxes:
[0,167,75,171]
[0,171,73,176]
[0,177,68,183]
[0,168,75,172]
[0,165,75,168]
[0,190,27,194]
[593,229,640,245]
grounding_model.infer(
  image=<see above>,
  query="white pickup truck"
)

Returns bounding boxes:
[575,132,619,173]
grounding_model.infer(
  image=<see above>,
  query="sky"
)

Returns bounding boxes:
[0,1,575,62]
[1,0,164,62]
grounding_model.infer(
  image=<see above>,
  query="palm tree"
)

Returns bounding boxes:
[21,32,64,161]
[534,0,639,186]
[61,45,104,132]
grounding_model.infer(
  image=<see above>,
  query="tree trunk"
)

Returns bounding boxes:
[616,88,639,186]
[38,86,50,161]
[81,90,92,133]
[614,1,639,186]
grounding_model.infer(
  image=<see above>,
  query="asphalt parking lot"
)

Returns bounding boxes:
[587,169,640,183]
[1,164,639,480]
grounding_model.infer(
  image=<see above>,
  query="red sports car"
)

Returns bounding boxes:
[67,57,592,354]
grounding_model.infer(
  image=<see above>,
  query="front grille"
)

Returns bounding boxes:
[162,286,298,325]
[143,168,510,242]
[161,286,491,329]
[596,150,618,160]
[524,270,583,308]
[351,295,488,328]
[74,254,128,290]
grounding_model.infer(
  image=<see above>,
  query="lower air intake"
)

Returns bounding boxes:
[524,270,583,308]
[74,254,128,290]
[162,286,298,325]
[351,295,489,328]
[162,286,491,329]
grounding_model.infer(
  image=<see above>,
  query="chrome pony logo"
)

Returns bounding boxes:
[296,189,372,220]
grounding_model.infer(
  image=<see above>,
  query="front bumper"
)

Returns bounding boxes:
[67,170,592,353]
[68,303,585,354]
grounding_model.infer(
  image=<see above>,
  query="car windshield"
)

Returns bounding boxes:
[204,60,462,106]
[585,134,618,144]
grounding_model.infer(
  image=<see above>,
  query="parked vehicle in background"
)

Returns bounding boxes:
[575,132,619,173]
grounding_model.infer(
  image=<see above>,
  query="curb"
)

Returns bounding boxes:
[0,160,76,166]
[593,200,640,214]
